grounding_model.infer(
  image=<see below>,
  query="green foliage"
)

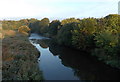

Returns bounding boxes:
[61,18,80,25]
[95,18,106,33]
[105,14,119,29]
[72,18,97,50]
[39,18,50,34]
[28,18,40,33]
[57,22,77,46]
[72,29,87,50]
[2,14,120,69]
[29,21,40,33]
[28,18,50,34]
[92,14,120,68]
[48,20,61,37]
[80,18,97,34]
[94,30,118,48]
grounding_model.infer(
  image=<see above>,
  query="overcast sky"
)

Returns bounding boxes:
[0,0,119,20]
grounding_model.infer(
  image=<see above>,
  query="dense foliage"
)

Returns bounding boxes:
[48,20,61,37]
[2,33,43,80]
[2,14,120,69]
[72,18,97,50]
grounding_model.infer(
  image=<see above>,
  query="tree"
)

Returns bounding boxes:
[29,21,40,33]
[48,20,61,37]
[57,22,78,46]
[72,18,97,50]
[39,18,50,34]
[61,18,80,25]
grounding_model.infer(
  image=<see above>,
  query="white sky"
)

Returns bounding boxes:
[0,0,119,20]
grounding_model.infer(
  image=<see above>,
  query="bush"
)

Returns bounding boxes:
[18,25,30,35]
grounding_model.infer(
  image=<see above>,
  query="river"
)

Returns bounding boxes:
[29,33,119,80]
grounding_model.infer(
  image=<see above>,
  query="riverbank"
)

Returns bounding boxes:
[28,15,120,69]
[2,32,43,80]
[36,33,120,70]
[29,34,120,80]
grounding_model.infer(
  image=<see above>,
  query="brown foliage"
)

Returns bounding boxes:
[18,25,30,35]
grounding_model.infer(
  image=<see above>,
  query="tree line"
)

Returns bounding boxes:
[2,14,120,69]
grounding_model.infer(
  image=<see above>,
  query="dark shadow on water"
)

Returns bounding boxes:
[35,39,120,80]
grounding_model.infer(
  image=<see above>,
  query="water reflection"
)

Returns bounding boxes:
[31,38,120,80]
[48,40,120,80]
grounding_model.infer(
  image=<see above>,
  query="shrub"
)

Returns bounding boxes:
[18,25,30,35]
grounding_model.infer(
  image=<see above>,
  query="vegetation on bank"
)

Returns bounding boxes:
[2,14,120,69]
[2,32,44,80]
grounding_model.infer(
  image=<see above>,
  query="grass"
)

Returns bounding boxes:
[2,32,44,80]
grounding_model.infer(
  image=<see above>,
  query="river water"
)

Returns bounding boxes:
[29,33,119,80]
